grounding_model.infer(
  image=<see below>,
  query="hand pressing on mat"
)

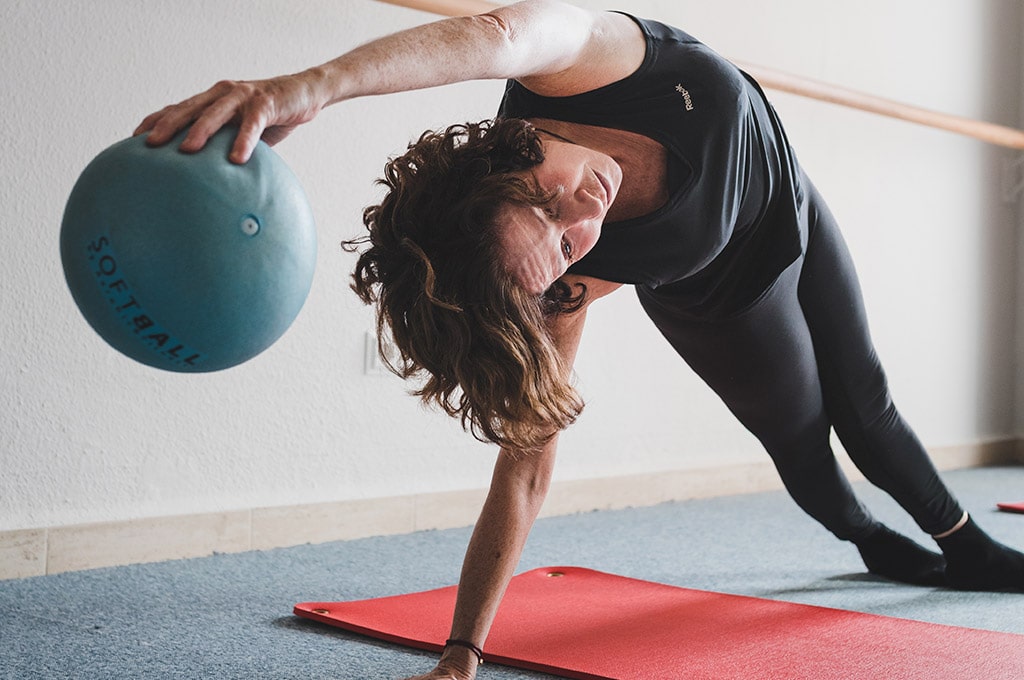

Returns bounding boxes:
[401,636,485,678]
[400,662,476,680]
[400,643,480,680]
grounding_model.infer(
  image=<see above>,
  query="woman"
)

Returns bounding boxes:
[137,2,1024,678]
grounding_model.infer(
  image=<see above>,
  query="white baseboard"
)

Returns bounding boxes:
[2,438,1020,581]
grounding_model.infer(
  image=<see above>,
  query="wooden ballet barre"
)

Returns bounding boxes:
[375,0,1024,151]
[376,0,499,14]
[729,60,1024,150]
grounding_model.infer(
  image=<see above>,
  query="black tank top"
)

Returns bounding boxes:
[497,14,804,316]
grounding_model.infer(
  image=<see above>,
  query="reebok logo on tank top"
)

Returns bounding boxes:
[674,84,695,111]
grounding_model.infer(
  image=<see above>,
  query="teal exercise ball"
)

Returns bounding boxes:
[60,128,317,372]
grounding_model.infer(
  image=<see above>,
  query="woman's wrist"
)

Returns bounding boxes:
[296,64,344,109]
[438,641,481,679]
[444,639,484,665]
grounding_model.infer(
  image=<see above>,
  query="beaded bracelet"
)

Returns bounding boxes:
[444,638,485,665]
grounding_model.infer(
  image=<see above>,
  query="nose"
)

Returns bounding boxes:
[567,184,605,224]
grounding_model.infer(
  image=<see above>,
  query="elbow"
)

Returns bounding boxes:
[517,454,556,518]
[470,12,520,77]
[515,475,551,522]
[476,9,515,42]
[471,0,568,79]
[491,446,556,517]
[522,465,553,509]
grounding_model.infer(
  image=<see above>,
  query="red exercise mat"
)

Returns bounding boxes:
[294,566,1024,680]
[998,501,1024,514]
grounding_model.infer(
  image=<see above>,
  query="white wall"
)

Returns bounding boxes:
[1,0,1020,533]
[1017,4,1024,438]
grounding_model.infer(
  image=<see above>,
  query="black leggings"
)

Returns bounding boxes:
[637,174,964,540]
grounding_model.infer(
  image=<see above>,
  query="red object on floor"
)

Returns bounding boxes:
[294,566,1024,680]
[997,501,1024,514]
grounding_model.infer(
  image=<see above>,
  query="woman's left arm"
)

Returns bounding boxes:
[135,0,643,163]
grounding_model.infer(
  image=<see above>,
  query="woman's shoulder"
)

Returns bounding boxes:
[514,9,646,97]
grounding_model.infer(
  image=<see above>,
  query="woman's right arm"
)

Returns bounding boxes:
[414,435,560,680]
[134,0,643,164]
[404,277,621,680]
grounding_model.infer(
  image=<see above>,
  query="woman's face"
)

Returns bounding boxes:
[498,137,622,295]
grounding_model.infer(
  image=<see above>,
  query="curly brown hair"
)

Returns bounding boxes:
[344,118,585,451]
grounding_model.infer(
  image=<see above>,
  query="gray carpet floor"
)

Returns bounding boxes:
[2,466,1023,679]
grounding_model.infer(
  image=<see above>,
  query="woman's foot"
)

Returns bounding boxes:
[935,516,1024,592]
[854,524,946,586]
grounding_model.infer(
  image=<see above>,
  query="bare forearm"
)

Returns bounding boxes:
[445,285,607,651]
[444,439,557,665]
[305,1,593,105]
[415,289,611,678]
[307,16,507,105]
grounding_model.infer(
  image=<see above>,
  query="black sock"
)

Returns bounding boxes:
[935,517,1024,592]
[853,524,946,587]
